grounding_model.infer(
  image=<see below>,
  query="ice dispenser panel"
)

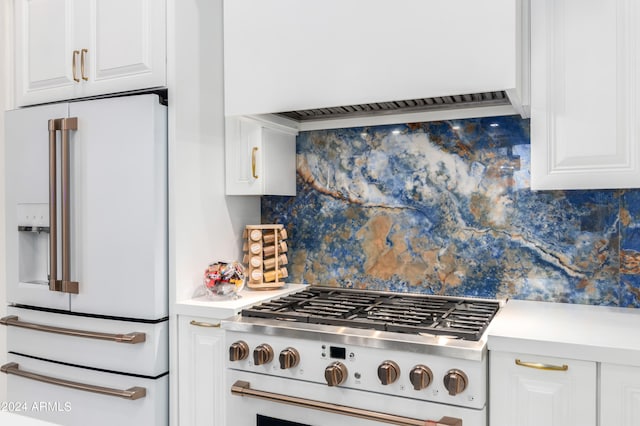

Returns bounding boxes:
[17,203,50,285]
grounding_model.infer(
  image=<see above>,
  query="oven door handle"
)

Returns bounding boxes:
[230,380,462,426]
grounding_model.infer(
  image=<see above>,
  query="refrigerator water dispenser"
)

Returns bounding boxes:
[17,203,50,285]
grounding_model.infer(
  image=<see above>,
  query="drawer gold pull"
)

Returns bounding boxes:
[1,362,146,400]
[190,320,221,328]
[0,315,145,344]
[515,359,569,371]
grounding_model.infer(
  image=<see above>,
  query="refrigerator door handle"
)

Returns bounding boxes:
[48,119,58,293]
[1,362,147,400]
[0,315,146,344]
[48,117,79,294]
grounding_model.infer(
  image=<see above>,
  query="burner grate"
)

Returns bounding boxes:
[241,287,501,341]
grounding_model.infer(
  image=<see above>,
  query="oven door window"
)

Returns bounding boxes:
[258,414,310,426]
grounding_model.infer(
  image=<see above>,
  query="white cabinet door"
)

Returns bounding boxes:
[490,351,596,426]
[84,0,166,97]
[600,363,640,426]
[225,116,297,196]
[14,0,166,106]
[14,0,82,105]
[530,0,640,189]
[178,316,226,426]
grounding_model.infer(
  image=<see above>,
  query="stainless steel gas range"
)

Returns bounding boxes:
[222,287,504,426]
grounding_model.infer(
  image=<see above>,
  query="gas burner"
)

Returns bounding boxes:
[241,286,501,341]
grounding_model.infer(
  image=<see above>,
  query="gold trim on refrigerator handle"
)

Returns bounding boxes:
[515,359,569,371]
[48,119,59,292]
[80,49,89,81]
[48,117,79,294]
[72,50,80,82]
[1,363,146,400]
[61,117,78,294]
[230,380,463,426]
[0,316,146,344]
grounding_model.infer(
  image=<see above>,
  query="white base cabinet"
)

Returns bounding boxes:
[600,363,640,426]
[489,351,596,426]
[14,0,166,106]
[177,315,225,426]
[530,0,640,189]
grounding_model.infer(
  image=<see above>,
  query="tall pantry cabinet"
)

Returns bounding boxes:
[13,0,166,107]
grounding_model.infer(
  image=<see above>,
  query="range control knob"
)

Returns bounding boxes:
[377,360,400,385]
[324,361,348,387]
[443,369,468,396]
[253,343,274,365]
[228,341,249,362]
[409,364,433,390]
[279,347,300,369]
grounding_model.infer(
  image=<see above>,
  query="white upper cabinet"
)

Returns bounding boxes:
[223,0,525,120]
[530,0,640,190]
[14,0,166,106]
[225,116,297,196]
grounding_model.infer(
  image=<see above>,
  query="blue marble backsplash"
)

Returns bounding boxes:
[261,115,640,307]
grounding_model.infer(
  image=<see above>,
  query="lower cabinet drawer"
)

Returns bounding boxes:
[489,351,596,426]
[4,306,168,376]
[3,353,168,426]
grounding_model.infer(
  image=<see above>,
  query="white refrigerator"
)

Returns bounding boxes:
[2,94,169,426]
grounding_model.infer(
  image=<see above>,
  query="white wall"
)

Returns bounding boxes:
[166,0,260,424]
[0,0,10,403]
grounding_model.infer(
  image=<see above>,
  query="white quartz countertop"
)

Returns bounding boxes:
[487,299,640,366]
[174,283,308,319]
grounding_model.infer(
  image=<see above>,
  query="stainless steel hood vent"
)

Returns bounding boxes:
[276,91,511,122]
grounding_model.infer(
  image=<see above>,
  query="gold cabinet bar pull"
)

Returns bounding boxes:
[515,359,569,371]
[1,363,146,400]
[231,380,462,426]
[80,48,89,81]
[251,146,259,179]
[0,315,145,344]
[190,320,221,328]
[72,50,80,82]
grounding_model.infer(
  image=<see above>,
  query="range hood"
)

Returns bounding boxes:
[278,91,510,122]
[223,0,529,131]
[249,89,527,132]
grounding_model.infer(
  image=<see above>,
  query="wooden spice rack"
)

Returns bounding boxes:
[242,224,288,289]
